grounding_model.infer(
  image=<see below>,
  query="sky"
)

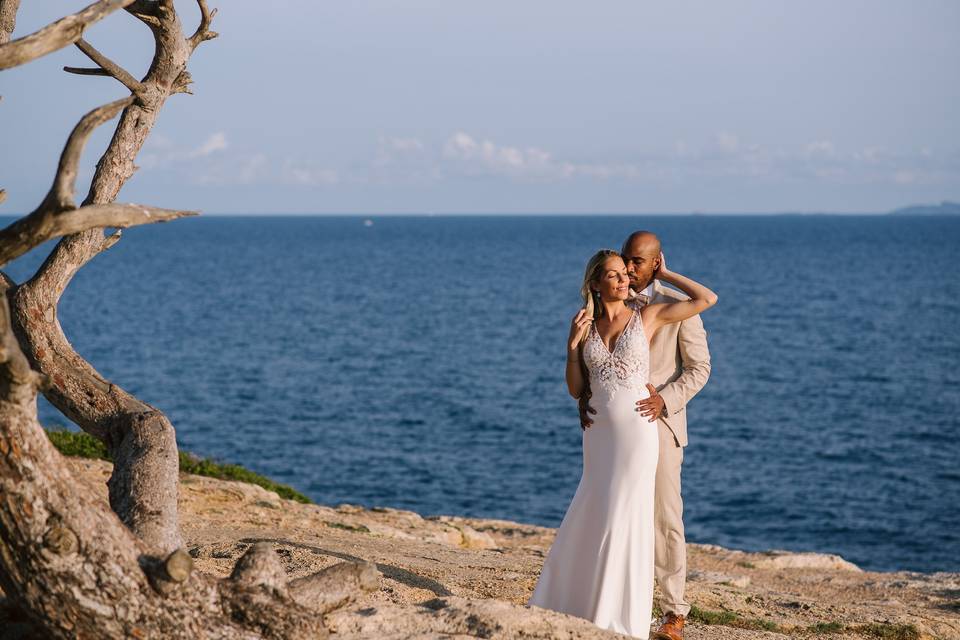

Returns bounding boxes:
[2,1,959,214]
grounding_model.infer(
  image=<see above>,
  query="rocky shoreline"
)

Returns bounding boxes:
[3,458,958,639]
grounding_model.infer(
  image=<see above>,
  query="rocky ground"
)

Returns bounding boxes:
[3,458,958,639]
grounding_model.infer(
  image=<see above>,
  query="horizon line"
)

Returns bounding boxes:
[3,207,958,218]
[0,210,909,218]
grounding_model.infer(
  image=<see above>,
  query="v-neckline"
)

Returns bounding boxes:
[594,308,636,356]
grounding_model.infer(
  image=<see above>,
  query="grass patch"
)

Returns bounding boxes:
[688,605,784,633]
[46,428,311,504]
[749,618,782,632]
[688,605,739,626]
[678,607,917,640]
[800,622,919,639]
[856,623,920,640]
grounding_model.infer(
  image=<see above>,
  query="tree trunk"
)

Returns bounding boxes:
[11,227,185,552]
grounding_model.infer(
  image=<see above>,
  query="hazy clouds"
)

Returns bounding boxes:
[2,1,958,214]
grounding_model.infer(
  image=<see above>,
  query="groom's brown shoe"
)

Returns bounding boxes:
[651,613,685,640]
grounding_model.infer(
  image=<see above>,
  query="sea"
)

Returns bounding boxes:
[3,214,958,574]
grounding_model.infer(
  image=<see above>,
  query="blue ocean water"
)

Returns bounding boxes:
[4,214,958,573]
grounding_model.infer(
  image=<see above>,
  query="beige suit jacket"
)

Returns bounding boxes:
[637,281,712,447]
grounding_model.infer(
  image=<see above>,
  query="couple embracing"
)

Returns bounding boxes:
[529,231,717,640]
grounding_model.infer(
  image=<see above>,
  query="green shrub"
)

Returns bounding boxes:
[45,427,311,504]
[178,452,311,503]
[46,428,110,461]
[809,621,845,634]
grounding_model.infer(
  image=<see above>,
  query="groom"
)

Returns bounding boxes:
[579,230,711,640]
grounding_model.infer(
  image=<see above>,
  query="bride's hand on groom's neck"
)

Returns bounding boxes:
[653,251,673,281]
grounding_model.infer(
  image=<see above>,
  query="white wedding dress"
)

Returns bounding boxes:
[529,308,658,639]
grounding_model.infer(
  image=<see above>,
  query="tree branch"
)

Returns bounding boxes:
[63,66,109,76]
[72,38,143,93]
[124,1,161,28]
[0,0,135,70]
[0,96,135,266]
[0,290,41,390]
[0,96,190,269]
[188,0,218,51]
[0,203,196,267]
[48,97,134,212]
[289,561,380,614]
[47,202,195,235]
[0,0,20,45]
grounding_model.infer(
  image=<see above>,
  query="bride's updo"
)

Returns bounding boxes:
[580,249,621,322]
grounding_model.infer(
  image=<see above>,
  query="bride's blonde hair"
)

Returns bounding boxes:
[580,249,621,328]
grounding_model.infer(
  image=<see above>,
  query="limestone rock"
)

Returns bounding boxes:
[688,570,751,588]
[426,516,499,550]
[327,595,628,639]
[457,525,498,550]
[755,551,862,572]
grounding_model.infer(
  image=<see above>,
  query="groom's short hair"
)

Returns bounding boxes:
[622,230,661,255]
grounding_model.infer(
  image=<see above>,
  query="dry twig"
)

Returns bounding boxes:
[65,38,143,93]
[0,0,135,69]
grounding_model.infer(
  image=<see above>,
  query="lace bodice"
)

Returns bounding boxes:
[582,309,650,401]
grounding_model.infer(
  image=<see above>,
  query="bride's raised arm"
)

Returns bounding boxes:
[640,253,718,339]
[565,308,592,399]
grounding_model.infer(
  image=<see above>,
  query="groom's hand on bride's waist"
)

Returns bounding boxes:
[578,391,596,430]
[636,384,666,422]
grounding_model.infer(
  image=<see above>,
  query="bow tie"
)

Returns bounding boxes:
[633,293,651,307]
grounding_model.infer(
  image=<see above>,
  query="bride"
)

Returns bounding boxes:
[528,249,717,639]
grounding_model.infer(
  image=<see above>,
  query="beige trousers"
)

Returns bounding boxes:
[655,421,689,617]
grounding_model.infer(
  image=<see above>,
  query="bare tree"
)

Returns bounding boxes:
[1,3,380,636]
[1,0,224,552]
